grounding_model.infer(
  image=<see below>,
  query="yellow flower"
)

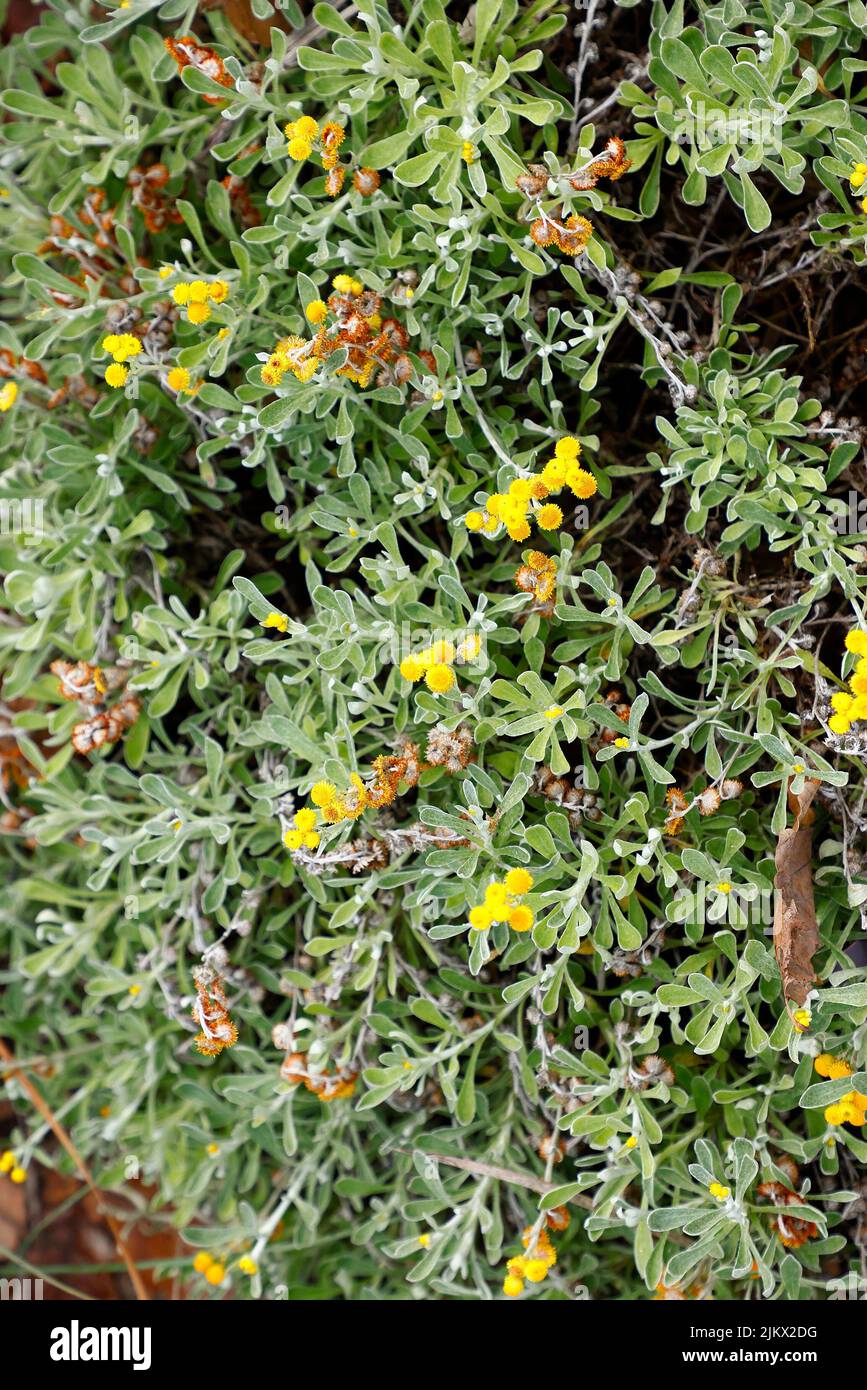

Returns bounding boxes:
[0,1151,15,1173]
[293,808,318,832]
[543,705,563,719]
[613,736,629,749]
[238,1256,257,1275]
[187,280,210,304]
[305,299,328,324]
[310,781,337,807]
[554,436,581,461]
[425,663,455,694]
[624,1136,638,1149]
[792,1008,811,1032]
[826,1058,853,1080]
[166,366,191,393]
[461,142,476,163]
[508,905,534,932]
[831,692,853,713]
[158,265,173,279]
[172,284,191,305]
[0,381,17,411]
[193,1252,214,1274]
[207,280,229,303]
[204,1262,226,1286]
[485,883,510,922]
[288,115,319,141]
[540,458,567,489]
[333,274,355,293]
[128,984,141,996]
[457,634,482,662]
[10,1167,26,1184]
[566,466,597,499]
[536,503,563,530]
[104,363,128,388]
[845,629,867,656]
[399,655,425,682]
[206,1143,220,1156]
[715,881,732,894]
[503,1274,524,1297]
[262,612,289,632]
[429,640,456,664]
[523,1259,549,1283]
[708,1182,730,1201]
[293,357,319,382]
[504,868,533,896]
[187,302,211,325]
[468,905,492,931]
[417,1233,431,1248]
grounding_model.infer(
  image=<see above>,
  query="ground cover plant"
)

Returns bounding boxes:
[1,0,867,1302]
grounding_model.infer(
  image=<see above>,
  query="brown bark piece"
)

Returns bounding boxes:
[773,778,820,1007]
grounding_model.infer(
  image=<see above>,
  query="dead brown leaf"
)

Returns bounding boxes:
[773,778,820,1007]
[202,0,289,45]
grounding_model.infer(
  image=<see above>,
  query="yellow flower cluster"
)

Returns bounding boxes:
[503,1219,562,1297]
[708,1181,731,1201]
[284,114,345,167]
[103,334,142,363]
[283,751,421,855]
[193,1251,226,1286]
[260,335,319,387]
[464,437,596,541]
[0,1150,27,1183]
[398,635,482,694]
[102,333,142,388]
[333,273,363,295]
[171,278,229,325]
[815,1054,867,1126]
[283,806,321,852]
[850,162,867,213]
[828,629,867,734]
[0,381,18,411]
[283,776,367,852]
[469,868,534,933]
[286,114,320,160]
